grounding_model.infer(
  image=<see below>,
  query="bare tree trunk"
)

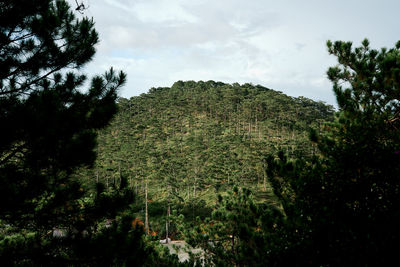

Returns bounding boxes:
[194,175,197,198]
[263,171,267,191]
[232,233,235,252]
[166,205,170,243]
[145,182,149,235]
[118,161,121,186]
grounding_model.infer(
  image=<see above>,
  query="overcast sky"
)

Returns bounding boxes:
[72,0,399,105]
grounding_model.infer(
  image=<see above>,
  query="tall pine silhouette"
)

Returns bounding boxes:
[0,1,169,265]
[267,39,400,266]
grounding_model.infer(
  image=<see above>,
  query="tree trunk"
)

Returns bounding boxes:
[166,205,170,243]
[263,171,267,191]
[194,175,197,198]
[145,182,149,235]
[118,161,121,186]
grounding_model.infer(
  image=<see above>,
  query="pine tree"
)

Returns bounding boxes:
[267,39,400,266]
[0,1,152,264]
[180,186,282,267]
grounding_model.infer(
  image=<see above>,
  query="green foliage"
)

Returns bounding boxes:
[265,39,400,266]
[174,39,400,266]
[91,81,334,236]
[0,0,125,225]
[177,186,284,266]
[0,0,166,264]
[0,213,183,266]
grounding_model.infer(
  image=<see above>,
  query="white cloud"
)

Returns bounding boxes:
[72,0,400,106]
[103,0,132,13]
[132,0,199,25]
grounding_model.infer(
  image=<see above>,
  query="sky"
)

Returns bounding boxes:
[72,0,399,105]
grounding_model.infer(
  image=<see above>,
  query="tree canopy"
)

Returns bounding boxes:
[261,39,400,266]
[91,81,334,212]
[0,1,178,265]
[0,0,125,224]
[168,40,400,266]
[2,1,398,265]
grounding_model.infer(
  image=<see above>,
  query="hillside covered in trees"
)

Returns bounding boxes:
[83,81,335,233]
[3,1,400,266]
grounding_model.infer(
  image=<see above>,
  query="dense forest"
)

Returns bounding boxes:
[84,81,334,235]
[2,1,400,266]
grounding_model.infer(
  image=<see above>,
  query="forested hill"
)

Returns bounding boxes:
[88,80,334,208]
